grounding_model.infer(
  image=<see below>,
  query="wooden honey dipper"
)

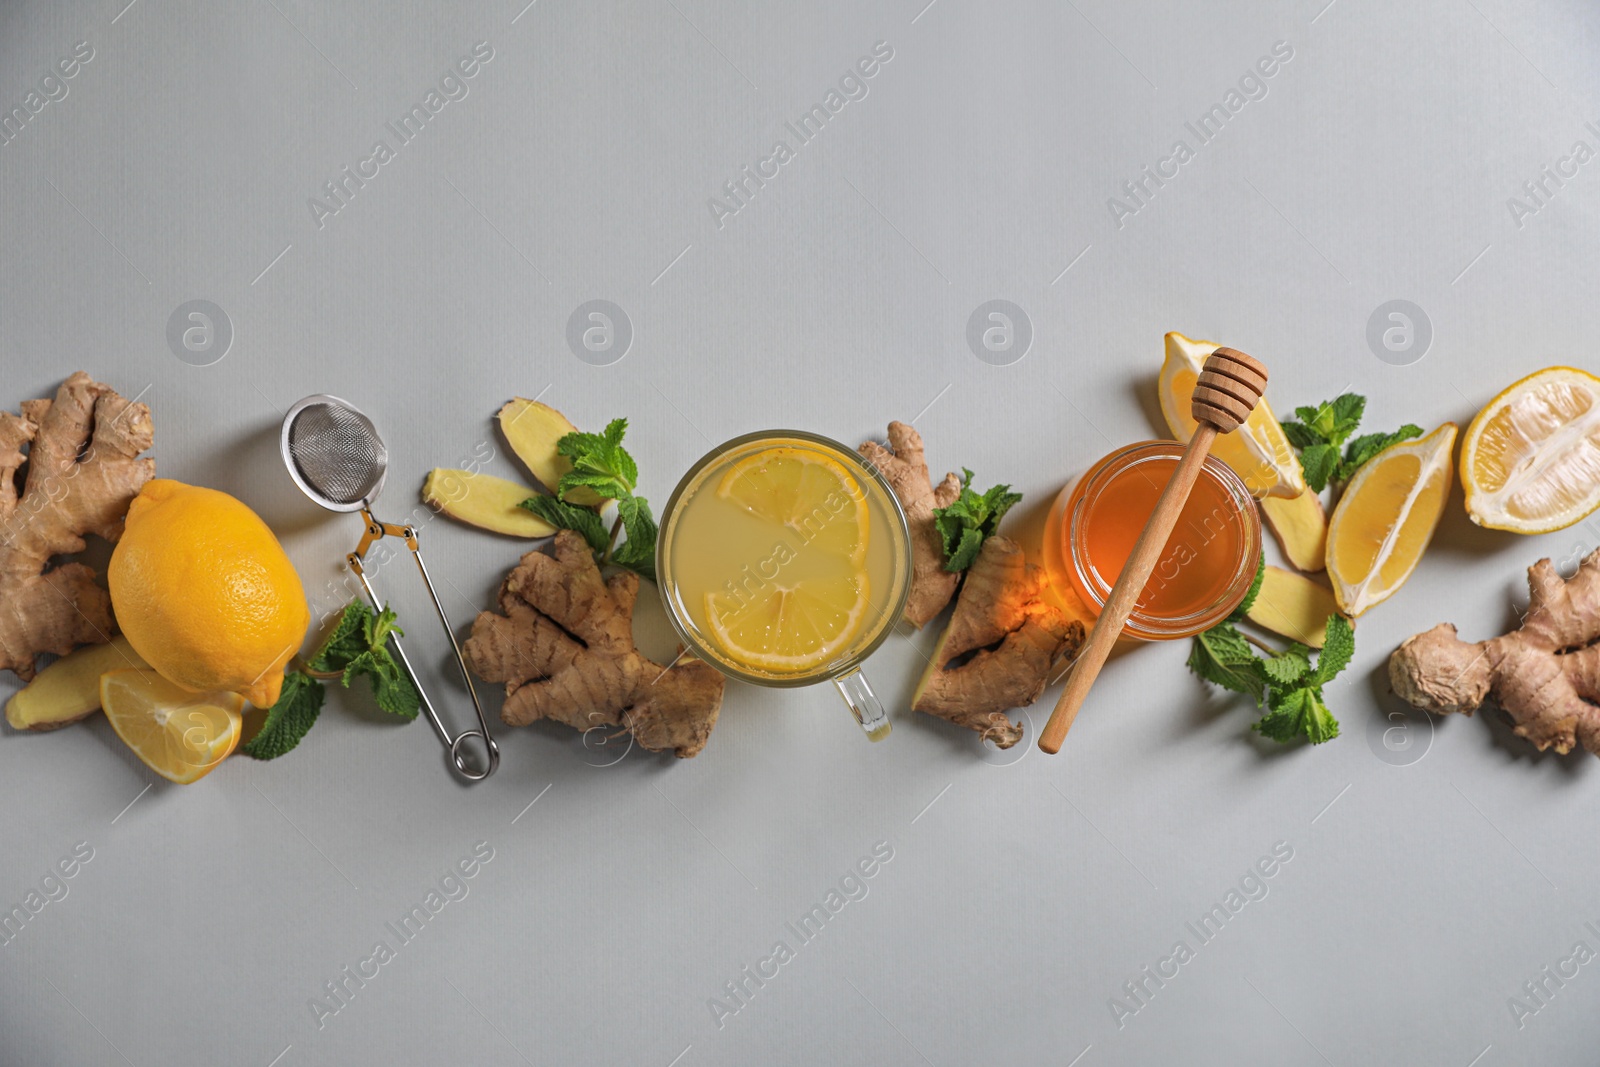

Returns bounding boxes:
[1038,347,1268,754]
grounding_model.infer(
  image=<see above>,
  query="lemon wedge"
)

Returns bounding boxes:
[1459,366,1600,533]
[1326,424,1456,616]
[1160,332,1304,499]
[100,669,244,784]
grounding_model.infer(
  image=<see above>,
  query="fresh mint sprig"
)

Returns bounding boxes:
[519,417,657,582]
[932,469,1022,572]
[1185,559,1353,745]
[1279,393,1422,492]
[241,601,419,761]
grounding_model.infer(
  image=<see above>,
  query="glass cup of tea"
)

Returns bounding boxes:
[656,430,912,740]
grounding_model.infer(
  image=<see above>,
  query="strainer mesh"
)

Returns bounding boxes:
[287,402,387,506]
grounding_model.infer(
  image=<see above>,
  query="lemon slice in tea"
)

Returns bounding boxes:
[717,448,868,565]
[705,557,872,674]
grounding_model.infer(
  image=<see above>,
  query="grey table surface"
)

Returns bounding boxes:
[3,1,1600,1064]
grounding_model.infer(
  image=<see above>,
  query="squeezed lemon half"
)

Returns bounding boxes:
[1459,366,1600,533]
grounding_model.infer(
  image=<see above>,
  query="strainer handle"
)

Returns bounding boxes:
[348,512,500,782]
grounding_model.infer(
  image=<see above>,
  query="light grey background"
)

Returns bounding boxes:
[3,1,1599,1064]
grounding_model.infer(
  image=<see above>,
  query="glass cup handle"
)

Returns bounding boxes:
[834,668,892,742]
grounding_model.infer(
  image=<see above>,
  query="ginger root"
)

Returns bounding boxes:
[1390,549,1600,755]
[912,536,1085,747]
[1,373,154,680]
[858,421,961,628]
[464,530,725,757]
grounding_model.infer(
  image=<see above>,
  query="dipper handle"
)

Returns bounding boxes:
[1038,348,1266,754]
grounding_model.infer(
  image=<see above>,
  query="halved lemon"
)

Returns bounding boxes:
[1326,423,1457,616]
[1160,332,1305,499]
[101,669,244,784]
[705,559,871,675]
[717,447,869,564]
[1459,366,1600,533]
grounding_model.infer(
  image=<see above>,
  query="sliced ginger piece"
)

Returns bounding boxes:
[1260,489,1327,573]
[1245,566,1343,648]
[497,398,604,507]
[464,530,725,757]
[0,373,154,681]
[1391,547,1600,755]
[858,421,961,628]
[6,636,147,731]
[912,536,1085,747]
[423,469,557,538]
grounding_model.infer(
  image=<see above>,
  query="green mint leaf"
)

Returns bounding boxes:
[1279,420,1322,450]
[1261,644,1312,686]
[241,670,325,760]
[1312,613,1355,685]
[610,494,659,582]
[365,603,404,650]
[555,418,637,500]
[369,658,420,719]
[1302,691,1341,743]
[1230,555,1266,620]
[944,526,986,572]
[339,649,382,689]
[308,601,369,673]
[1299,443,1340,493]
[1253,687,1310,742]
[1341,424,1423,479]
[1187,623,1267,703]
[1256,686,1340,744]
[1329,393,1366,442]
[521,494,611,554]
[558,469,629,498]
[338,648,420,719]
[931,469,1022,572]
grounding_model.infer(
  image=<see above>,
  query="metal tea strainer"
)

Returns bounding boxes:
[281,395,499,782]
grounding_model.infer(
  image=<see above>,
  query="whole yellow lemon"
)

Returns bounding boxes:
[109,480,310,708]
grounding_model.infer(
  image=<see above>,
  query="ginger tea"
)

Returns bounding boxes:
[658,433,909,684]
